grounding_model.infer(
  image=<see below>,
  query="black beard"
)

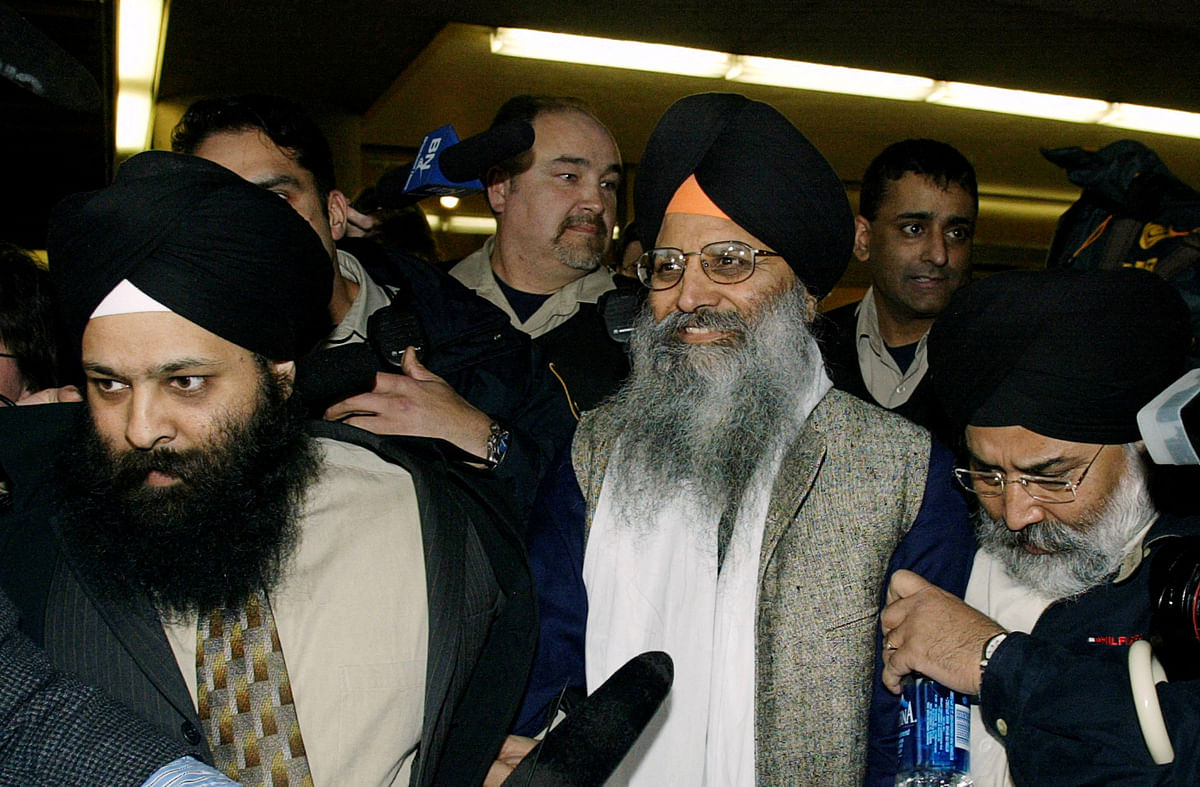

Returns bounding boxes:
[57,368,321,619]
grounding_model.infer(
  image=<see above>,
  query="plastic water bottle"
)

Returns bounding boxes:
[895,676,972,786]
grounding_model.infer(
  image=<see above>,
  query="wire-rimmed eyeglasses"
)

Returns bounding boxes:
[952,445,1106,504]
[635,240,780,291]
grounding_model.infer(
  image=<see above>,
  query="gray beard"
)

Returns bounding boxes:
[601,284,828,533]
[553,215,608,272]
[975,446,1158,600]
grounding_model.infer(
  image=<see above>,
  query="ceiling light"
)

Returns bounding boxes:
[490,27,1200,140]
[491,27,732,78]
[115,0,166,155]
[115,89,153,153]
[426,215,497,235]
[1101,103,1200,140]
[439,196,461,210]
[729,56,936,101]
[926,82,1111,123]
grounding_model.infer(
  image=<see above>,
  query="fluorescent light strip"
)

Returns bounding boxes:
[731,56,937,101]
[491,28,731,78]
[928,82,1110,123]
[426,215,497,235]
[491,27,1200,139]
[1103,103,1200,139]
[116,0,166,154]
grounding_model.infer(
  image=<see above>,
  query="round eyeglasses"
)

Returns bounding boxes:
[635,240,780,291]
[952,445,1106,504]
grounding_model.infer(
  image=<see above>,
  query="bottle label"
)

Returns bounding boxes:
[897,677,971,775]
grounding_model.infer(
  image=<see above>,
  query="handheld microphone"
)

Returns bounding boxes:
[502,651,673,787]
[439,119,535,183]
[401,120,536,200]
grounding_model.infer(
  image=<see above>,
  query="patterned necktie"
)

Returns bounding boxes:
[196,588,313,787]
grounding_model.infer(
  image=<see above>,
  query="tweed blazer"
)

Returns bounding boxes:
[573,388,929,784]
[0,587,186,785]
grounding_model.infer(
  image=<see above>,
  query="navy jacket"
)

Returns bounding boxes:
[979,513,1200,786]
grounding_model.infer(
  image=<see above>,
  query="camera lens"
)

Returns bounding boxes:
[1149,538,1200,681]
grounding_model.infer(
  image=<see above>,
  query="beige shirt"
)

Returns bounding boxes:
[165,437,428,786]
[322,250,394,348]
[853,287,931,409]
[450,236,615,339]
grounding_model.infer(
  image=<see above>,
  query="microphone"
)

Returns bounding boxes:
[502,651,674,787]
[439,119,535,183]
[401,120,535,201]
[293,343,379,415]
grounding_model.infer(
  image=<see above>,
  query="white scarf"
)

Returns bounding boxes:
[584,374,828,785]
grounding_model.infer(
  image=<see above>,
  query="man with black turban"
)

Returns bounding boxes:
[881,268,1200,785]
[0,151,535,786]
[568,93,973,785]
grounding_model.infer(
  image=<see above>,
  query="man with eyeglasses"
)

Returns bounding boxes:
[880,268,1200,785]
[570,93,973,785]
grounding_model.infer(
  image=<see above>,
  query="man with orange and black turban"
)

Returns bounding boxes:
[570,93,974,785]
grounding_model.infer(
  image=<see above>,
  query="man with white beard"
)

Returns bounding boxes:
[881,268,1200,785]
[571,93,974,785]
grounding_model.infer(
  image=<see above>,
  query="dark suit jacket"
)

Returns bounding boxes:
[0,585,187,785]
[816,301,956,448]
[0,404,536,787]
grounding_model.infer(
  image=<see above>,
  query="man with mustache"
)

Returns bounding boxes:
[820,139,977,445]
[451,95,630,412]
[571,93,973,785]
[881,268,1200,784]
[0,152,534,786]
[171,94,574,518]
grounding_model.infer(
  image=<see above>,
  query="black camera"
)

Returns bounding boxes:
[1149,537,1200,681]
[1139,370,1200,679]
[368,299,427,368]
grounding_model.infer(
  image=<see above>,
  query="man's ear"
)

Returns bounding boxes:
[272,360,297,398]
[485,168,511,214]
[327,189,349,242]
[852,215,872,263]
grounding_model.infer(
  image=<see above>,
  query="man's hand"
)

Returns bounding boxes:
[880,569,1004,696]
[344,205,380,238]
[323,348,493,459]
[483,735,537,787]
[16,385,82,406]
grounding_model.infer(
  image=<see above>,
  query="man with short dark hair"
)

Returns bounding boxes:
[573,93,972,785]
[820,139,977,441]
[881,268,1200,785]
[0,152,534,786]
[451,95,629,412]
[173,94,573,514]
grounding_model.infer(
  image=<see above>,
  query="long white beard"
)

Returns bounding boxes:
[974,446,1157,599]
[600,284,828,533]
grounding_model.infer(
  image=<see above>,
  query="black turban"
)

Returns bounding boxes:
[48,150,333,361]
[633,92,853,298]
[929,268,1191,444]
